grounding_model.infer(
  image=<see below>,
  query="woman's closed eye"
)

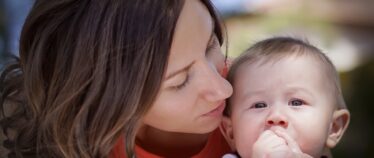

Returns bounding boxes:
[172,74,190,90]
[288,98,306,106]
[206,35,220,54]
[250,102,268,109]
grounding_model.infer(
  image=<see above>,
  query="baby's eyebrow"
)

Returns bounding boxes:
[285,87,314,96]
[239,90,267,101]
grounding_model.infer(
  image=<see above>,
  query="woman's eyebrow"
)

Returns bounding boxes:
[165,61,195,80]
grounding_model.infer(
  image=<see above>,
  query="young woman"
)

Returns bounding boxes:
[1,0,232,157]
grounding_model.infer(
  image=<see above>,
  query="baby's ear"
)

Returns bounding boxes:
[220,116,235,150]
[326,109,350,148]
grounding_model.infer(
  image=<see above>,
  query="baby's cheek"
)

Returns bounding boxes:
[295,129,327,157]
[233,123,261,158]
[231,109,268,157]
[235,138,255,158]
[290,111,331,157]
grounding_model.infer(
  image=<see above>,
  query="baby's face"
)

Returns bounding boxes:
[230,56,336,158]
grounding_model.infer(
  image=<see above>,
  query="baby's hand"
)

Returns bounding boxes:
[268,129,313,158]
[252,128,313,158]
[252,130,289,158]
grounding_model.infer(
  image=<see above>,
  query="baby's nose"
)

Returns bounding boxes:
[267,119,288,127]
[266,110,288,128]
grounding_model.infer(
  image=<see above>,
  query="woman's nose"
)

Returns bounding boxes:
[201,62,233,102]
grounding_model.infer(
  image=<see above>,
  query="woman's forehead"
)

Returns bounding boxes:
[166,0,213,78]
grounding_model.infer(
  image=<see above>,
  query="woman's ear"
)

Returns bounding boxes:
[220,116,235,150]
[326,109,350,148]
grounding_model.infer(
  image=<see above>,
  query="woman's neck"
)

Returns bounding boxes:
[136,125,211,157]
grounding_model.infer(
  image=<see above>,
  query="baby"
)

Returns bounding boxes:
[221,37,350,158]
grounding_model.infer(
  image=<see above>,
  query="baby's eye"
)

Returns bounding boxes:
[289,99,305,106]
[251,102,268,109]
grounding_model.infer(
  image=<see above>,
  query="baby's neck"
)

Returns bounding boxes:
[321,147,333,158]
[136,125,210,157]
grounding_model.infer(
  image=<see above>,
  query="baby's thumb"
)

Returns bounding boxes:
[274,129,302,153]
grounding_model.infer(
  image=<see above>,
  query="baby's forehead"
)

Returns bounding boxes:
[230,54,338,99]
[234,54,328,79]
[240,52,322,67]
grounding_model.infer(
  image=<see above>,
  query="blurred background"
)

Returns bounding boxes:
[0,0,373,157]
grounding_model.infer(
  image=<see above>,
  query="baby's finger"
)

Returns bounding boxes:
[274,129,302,153]
[256,130,275,142]
[253,129,289,156]
[259,130,286,146]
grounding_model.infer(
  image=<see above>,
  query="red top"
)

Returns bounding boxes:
[111,128,231,158]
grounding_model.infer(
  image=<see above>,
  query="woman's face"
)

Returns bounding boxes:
[143,0,233,134]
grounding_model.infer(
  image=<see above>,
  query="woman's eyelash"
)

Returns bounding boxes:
[174,75,190,90]
[206,42,216,52]
[206,37,219,53]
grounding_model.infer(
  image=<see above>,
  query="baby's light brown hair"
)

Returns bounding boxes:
[224,37,347,116]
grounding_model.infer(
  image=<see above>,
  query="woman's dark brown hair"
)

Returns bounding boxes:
[0,0,224,157]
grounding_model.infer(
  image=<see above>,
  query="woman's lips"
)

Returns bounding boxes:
[203,102,226,117]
